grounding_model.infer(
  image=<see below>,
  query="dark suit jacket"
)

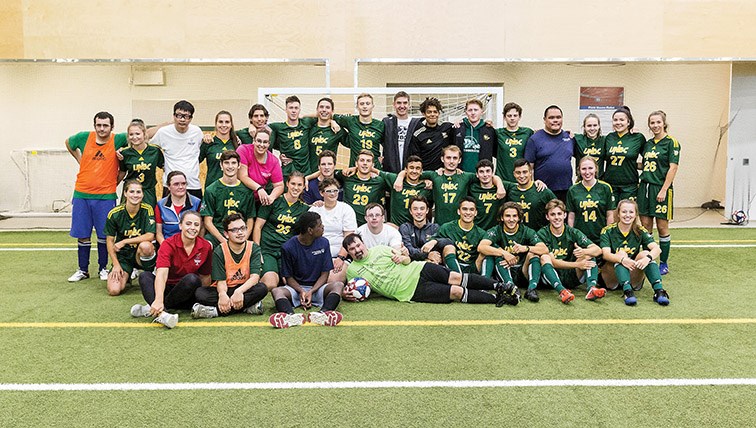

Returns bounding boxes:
[382,115,422,173]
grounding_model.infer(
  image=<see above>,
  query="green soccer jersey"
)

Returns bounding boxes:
[537,225,593,262]
[379,171,433,226]
[504,182,557,231]
[421,171,477,226]
[640,135,680,186]
[484,224,542,265]
[336,170,390,225]
[200,180,257,232]
[269,118,315,176]
[600,224,655,258]
[199,137,236,189]
[434,220,488,269]
[469,182,502,231]
[574,134,606,176]
[495,127,533,182]
[566,180,616,244]
[346,245,425,302]
[257,196,310,257]
[119,144,164,207]
[308,124,346,173]
[104,203,156,260]
[602,132,645,186]
[211,241,263,282]
[333,114,384,167]
[236,128,254,146]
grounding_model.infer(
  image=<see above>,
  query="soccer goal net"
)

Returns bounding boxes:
[259,87,504,168]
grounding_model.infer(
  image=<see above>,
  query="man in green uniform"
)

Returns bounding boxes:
[307,97,345,173]
[334,93,384,167]
[269,95,314,176]
[478,202,549,296]
[424,196,488,274]
[380,155,433,226]
[343,234,518,306]
[200,150,257,247]
[336,150,390,225]
[495,102,533,182]
[236,104,270,146]
[469,159,504,231]
[505,159,556,231]
[536,199,604,303]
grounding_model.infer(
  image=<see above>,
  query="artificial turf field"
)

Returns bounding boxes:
[0,229,754,427]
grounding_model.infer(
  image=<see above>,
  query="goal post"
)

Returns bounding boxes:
[259,86,504,168]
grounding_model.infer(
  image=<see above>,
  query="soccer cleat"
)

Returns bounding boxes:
[585,287,606,301]
[623,290,637,306]
[268,312,305,328]
[67,270,89,282]
[153,311,178,329]
[130,269,140,280]
[99,268,109,281]
[191,303,218,319]
[659,262,669,275]
[309,310,343,326]
[653,289,670,306]
[244,300,265,315]
[559,289,575,304]
[130,304,151,318]
[524,289,540,303]
[495,282,520,307]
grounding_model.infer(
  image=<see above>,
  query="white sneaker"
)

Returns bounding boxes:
[67,270,89,282]
[191,303,218,319]
[130,269,140,280]
[268,312,306,328]
[244,300,264,315]
[99,268,109,281]
[130,304,151,318]
[309,310,343,327]
[153,311,178,329]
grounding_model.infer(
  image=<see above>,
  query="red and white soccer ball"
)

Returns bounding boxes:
[345,277,371,302]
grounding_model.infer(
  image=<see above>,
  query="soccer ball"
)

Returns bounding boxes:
[731,210,747,225]
[345,277,371,302]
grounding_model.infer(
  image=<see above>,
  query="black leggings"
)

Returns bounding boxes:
[411,263,453,304]
[195,283,267,313]
[139,271,201,310]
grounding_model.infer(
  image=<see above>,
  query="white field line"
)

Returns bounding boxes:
[0,378,754,391]
[1,244,755,252]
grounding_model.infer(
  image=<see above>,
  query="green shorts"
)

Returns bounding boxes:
[115,246,156,275]
[637,182,673,220]
[261,253,281,274]
[611,184,639,203]
[556,268,582,289]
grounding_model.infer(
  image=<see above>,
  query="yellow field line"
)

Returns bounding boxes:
[0,318,754,328]
[676,239,756,243]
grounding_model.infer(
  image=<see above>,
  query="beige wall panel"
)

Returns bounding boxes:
[664,0,756,57]
[359,62,729,208]
[0,0,24,58]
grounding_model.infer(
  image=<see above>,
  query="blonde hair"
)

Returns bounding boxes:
[648,110,668,132]
[614,199,644,236]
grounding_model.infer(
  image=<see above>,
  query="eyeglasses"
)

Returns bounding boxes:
[323,189,339,194]
[228,226,247,234]
[174,113,193,120]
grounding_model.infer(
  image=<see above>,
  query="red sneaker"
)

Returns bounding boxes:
[310,310,343,326]
[268,312,305,328]
[559,289,575,304]
[585,287,606,301]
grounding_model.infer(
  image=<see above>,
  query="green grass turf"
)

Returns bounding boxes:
[0,229,754,427]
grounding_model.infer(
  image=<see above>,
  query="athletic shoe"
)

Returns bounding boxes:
[130,269,140,281]
[585,287,606,301]
[524,289,540,303]
[268,312,305,328]
[191,303,218,319]
[623,290,637,306]
[67,270,89,282]
[559,289,575,304]
[310,310,343,326]
[99,268,109,281]
[244,300,264,315]
[653,289,670,306]
[495,282,520,307]
[130,304,151,318]
[659,262,669,275]
[153,311,178,329]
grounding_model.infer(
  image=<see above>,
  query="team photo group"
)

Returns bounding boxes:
[65,91,679,329]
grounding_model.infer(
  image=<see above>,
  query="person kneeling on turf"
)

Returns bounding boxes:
[269,212,345,328]
[191,213,268,318]
[536,199,604,303]
[343,234,518,306]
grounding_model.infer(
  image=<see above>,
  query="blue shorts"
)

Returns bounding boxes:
[70,198,116,239]
[283,285,326,308]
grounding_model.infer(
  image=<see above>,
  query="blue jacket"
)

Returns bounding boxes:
[156,194,202,240]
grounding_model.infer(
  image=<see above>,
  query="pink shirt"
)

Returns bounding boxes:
[237,145,284,199]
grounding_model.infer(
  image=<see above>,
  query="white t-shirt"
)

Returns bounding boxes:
[356,223,402,249]
[396,117,411,168]
[309,202,358,257]
[151,124,204,189]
